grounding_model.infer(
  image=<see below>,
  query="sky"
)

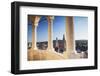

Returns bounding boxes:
[28,16,88,42]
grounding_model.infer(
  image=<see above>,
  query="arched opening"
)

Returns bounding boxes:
[37,16,48,50]
[53,16,66,54]
[28,18,32,49]
[74,16,88,58]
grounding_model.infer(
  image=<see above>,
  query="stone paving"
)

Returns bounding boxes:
[28,48,82,61]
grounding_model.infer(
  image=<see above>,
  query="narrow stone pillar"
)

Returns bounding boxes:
[31,16,40,50]
[32,22,35,49]
[48,16,54,51]
[32,23,38,50]
[34,24,38,50]
[65,16,74,54]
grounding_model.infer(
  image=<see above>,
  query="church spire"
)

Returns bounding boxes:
[63,34,65,41]
[56,37,59,47]
[63,34,66,51]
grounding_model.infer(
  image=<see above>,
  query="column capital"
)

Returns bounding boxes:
[34,16,40,27]
[49,16,54,20]
[47,16,54,25]
[34,23,38,27]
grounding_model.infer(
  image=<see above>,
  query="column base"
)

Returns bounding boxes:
[47,47,54,51]
[33,47,38,50]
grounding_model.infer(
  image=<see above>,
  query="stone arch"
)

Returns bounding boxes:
[28,15,75,59]
[36,16,48,50]
[29,15,54,51]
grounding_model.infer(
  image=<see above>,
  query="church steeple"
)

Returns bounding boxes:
[63,34,66,51]
[63,34,66,41]
[55,37,59,47]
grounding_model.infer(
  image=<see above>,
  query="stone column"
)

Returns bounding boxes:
[32,22,35,49]
[65,16,74,54]
[48,16,54,51]
[31,16,40,50]
[34,23,38,50]
[32,22,38,50]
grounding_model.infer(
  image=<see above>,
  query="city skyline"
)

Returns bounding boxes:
[28,16,88,42]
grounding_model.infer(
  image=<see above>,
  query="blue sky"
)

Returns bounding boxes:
[28,16,88,42]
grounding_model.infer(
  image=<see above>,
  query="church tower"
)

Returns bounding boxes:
[63,34,66,51]
[55,37,59,47]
